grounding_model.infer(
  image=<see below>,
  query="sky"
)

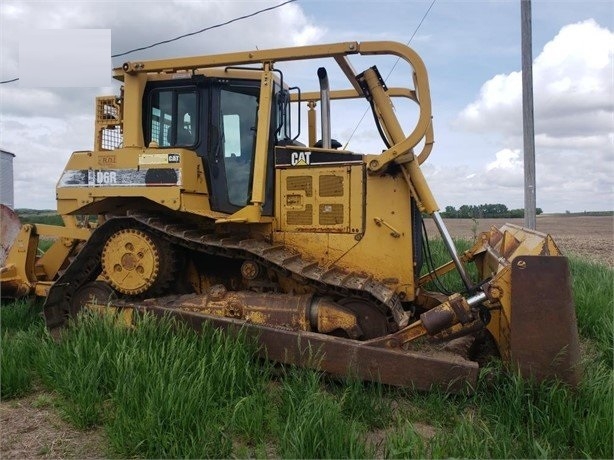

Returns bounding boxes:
[0,0,612,213]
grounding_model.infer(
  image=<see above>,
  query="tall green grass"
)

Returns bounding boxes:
[569,256,613,364]
[1,306,384,457]
[36,313,268,457]
[1,239,612,458]
[385,358,613,459]
[1,328,42,398]
[37,312,130,429]
[108,318,268,458]
[276,369,373,459]
[0,300,46,399]
[421,238,478,293]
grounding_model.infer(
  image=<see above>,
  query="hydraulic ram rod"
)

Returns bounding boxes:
[433,211,473,290]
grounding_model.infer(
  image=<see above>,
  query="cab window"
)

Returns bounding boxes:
[149,89,197,147]
[220,87,258,206]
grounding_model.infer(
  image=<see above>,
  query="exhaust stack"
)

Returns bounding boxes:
[317,67,331,149]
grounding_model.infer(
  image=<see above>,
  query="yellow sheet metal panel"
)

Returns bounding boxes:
[121,74,147,148]
[358,173,415,298]
[251,67,274,206]
[275,170,415,300]
[56,147,209,216]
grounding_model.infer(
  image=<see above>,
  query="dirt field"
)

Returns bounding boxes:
[423,215,613,268]
[0,393,106,459]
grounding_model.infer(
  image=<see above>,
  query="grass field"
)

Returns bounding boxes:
[2,241,612,459]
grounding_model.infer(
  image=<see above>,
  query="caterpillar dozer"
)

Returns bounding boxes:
[0,41,580,392]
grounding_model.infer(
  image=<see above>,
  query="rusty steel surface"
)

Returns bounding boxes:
[124,290,369,340]
[137,304,479,393]
[0,204,21,267]
[128,212,409,326]
[510,255,581,386]
[145,290,313,332]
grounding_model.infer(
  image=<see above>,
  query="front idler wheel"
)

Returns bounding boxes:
[70,281,117,315]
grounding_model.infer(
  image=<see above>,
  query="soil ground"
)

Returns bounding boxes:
[2,215,612,458]
[424,215,613,267]
[0,392,106,459]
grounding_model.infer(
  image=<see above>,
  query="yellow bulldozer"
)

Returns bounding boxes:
[0,41,580,392]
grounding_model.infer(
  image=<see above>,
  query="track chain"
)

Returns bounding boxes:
[44,213,408,328]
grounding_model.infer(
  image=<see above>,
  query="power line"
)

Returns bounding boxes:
[385,0,436,81]
[0,0,297,85]
[0,78,19,85]
[112,0,296,58]
[344,0,437,149]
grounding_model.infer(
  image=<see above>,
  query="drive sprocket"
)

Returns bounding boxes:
[101,227,174,296]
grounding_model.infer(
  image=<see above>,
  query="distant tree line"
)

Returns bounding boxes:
[440,204,543,219]
[16,209,64,226]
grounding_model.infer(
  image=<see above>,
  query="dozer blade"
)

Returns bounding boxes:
[509,255,581,385]
[1,204,21,267]
[1,206,38,298]
[474,224,581,386]
[111,299,479,393]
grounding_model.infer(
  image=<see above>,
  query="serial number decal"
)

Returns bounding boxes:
[138,153,181,165]
[98,155,116,166]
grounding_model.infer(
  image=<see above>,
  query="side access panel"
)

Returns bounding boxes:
[276,163,363,234]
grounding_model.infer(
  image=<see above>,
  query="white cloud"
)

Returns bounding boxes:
[424,158,525,212]
[457,19,613,137]
[486,148,522,172]
[449,19,614,212]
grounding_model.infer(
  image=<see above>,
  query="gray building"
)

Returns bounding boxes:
[0,149,15,209]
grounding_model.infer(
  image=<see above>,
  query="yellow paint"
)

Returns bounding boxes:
[275,171,415,300]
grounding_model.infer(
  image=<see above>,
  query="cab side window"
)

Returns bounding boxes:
[220,87,258,206]
[149,89,197,147]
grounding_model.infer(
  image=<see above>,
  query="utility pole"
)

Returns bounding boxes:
[521,0,536,229]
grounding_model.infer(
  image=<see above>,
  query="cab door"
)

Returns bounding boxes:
[206,80,261,214]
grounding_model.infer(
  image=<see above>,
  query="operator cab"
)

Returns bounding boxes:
[142,73,293,216]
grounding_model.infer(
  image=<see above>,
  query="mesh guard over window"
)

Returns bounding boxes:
[96,97,123,151]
